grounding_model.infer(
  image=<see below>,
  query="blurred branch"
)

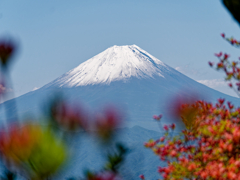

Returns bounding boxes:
[223,0,240,26]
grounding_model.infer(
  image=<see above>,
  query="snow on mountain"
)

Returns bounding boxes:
[49,45,168,87]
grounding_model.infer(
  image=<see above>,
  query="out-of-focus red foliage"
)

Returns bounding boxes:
[0,123,41,164]
[0,39,16,67]
[0,122,67,179]
[87,171,122,180]
[94,106,123,141]
[173,99,200,131]
[0,81,6,94]
[51,101,89,131]
[153,114,162,121]
[139,174,145,179]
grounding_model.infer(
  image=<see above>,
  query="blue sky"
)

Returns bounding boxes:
[0,0,240,97]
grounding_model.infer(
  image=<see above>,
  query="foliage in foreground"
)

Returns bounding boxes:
[145,99,240,180]
[0,38,127,180]
[140,1,240,179]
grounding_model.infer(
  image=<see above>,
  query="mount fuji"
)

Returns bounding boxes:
[1,44,239,130]
[2,44,238,130]
[0,45,239,179]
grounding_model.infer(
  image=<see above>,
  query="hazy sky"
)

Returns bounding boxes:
[0,0,240,98]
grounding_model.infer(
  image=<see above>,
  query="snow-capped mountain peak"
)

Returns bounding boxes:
[51,45,168,87]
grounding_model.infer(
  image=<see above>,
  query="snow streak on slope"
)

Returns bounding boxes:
[51,45,168,87]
